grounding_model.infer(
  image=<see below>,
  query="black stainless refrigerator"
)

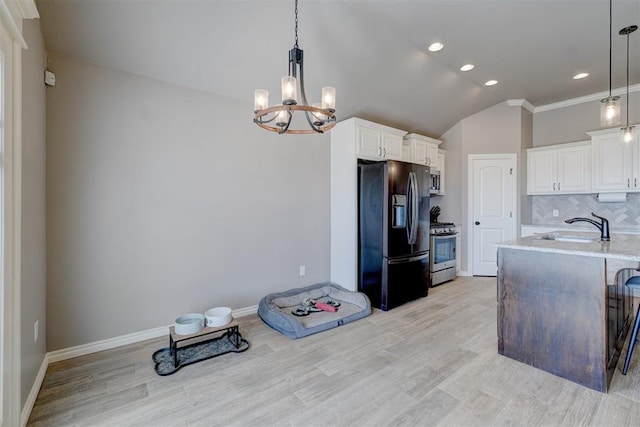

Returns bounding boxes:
[358,159,431,311]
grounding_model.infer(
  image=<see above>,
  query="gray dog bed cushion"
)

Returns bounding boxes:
[258,282,371,339]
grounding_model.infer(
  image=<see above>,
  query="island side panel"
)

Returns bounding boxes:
[497,248,608,392]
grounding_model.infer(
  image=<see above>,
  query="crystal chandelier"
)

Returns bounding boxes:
[253,0,336,134]
[620,25,637,143]
[601,0,620,127]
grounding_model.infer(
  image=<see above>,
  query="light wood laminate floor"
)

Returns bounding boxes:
[28,277,640,426]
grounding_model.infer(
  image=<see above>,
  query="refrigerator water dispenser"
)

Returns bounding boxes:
[392,195,406,228]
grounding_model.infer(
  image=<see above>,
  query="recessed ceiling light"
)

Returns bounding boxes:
[485,80,498,86]
[573,72,589,80]
[460,64,474,71]
[428,42,444,52]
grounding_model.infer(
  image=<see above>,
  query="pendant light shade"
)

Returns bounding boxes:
[601,96,620,126]
[619,25,637,143]
[601,0,621,127]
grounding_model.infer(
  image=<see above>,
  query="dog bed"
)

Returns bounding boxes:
[258,282,371,339]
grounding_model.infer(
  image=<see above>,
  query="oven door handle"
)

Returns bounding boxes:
[432,234,457,239]
[388,252,430,264]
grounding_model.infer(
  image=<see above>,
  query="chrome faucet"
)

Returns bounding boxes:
[565,212,610,241]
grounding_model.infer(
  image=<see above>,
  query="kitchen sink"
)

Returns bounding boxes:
[535,233,599,243]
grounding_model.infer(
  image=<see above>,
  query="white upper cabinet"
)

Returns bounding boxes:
[589,127,640,192]
[527,141,591,195]
[355,120,404,161]
[403,133,442,168]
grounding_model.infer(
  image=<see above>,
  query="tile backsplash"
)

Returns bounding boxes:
[532,193,640,230]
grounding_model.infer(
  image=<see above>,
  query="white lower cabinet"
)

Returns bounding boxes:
[589,128,640,192]
[526,141,591,195]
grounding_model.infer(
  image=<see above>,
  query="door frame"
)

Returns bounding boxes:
[0,2,31,425]
[467,153,517,276]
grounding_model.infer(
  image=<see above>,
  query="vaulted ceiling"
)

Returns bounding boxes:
[36,0,640,137]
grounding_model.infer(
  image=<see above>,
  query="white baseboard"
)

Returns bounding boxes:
[47,326,169,364]
[457,271,472,277]
[20,354,49,427]
[233,305,258,318]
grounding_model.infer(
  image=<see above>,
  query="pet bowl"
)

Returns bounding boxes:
[204,307,232,327]
[174,313,205,335]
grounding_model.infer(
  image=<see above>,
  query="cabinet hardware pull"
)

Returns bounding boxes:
[558,182,560,191]
[378,147,381,157]
[383,147,386,157]
[628,178,631,188]
[553,183,555,190]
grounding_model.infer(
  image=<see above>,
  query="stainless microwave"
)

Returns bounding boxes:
[430,170,441,194]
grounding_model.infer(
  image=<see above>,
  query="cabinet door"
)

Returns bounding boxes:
[593,134,633,191]
[356,126,383,160]
[427,143,439,169]
[632,136,640,190]
[527,149,557,194]
[413,140,429,165]
[382,133,403,160]
[557,144,591,193]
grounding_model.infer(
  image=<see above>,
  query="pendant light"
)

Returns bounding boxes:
[601,0,621,127]
[253,0,336,134]
[620,25,637,143]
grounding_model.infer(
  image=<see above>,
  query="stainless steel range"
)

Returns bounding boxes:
[429,222,457,286]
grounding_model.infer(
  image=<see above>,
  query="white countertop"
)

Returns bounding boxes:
[496,231,640,262]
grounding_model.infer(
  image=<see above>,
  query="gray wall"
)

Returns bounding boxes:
[46,55,330,351]
[520,108,533,226]
[533,92,640,147]
[21,19,47,407]
[439,101,528,273]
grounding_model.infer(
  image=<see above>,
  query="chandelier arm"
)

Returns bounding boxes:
[302,110,324,133]
[279,110,293,134]
[297,49,310,107]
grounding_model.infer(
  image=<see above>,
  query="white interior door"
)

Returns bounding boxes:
[469,155,516,276]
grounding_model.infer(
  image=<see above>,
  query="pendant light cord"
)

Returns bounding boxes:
[294,0,299,49]
[626,31,630,126]
[609,0,613,97]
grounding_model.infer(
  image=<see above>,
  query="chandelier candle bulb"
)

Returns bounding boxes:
[281,76,297,104]
[312,103,327,125]
[254,89,268,112]
[322,87,336,111]
[275,109,289,127]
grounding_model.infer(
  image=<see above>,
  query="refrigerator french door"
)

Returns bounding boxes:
[358,160,431,311]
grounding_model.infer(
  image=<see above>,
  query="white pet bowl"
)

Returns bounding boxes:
[174,313,205,335]
[205,307,232,327]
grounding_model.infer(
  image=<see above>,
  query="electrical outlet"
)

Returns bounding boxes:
[34,320,39,342]
[299,265,306,276]
[552,209,559,217]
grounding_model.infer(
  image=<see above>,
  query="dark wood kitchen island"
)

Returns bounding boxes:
[496,231,640,392]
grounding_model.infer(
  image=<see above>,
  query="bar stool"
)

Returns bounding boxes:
[623,276,640,375]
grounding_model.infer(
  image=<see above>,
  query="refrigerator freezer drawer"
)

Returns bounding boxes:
[380,252,430,311]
